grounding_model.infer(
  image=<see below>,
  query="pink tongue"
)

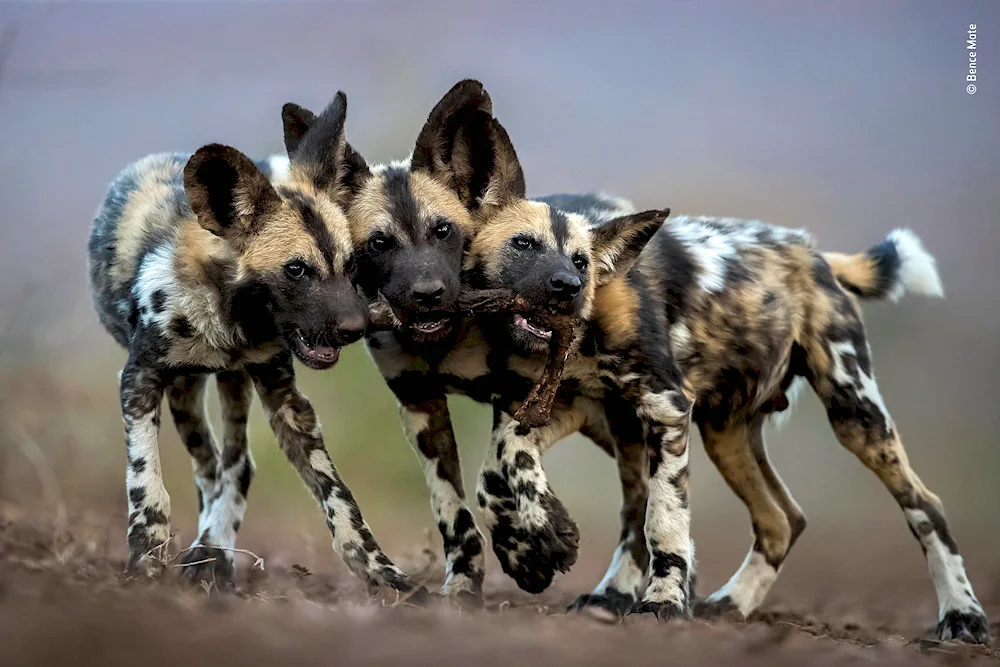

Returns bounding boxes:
[310,346,338,358]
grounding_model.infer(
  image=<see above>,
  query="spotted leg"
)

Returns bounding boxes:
[169,371,255,585]
[120,357,171,575]
[694,414,806,618]
[805,318,989,644]
[397,397,485,598]
[247,353,425,598]
[626,384,695,621]
[570,403,651,620]
[476,403,588,594]
[167,373,227,582]
[208,370,255,553]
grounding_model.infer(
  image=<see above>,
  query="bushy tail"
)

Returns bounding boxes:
[823,228,944,302]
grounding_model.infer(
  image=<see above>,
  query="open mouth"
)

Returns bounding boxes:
[293,330,341,367]
[411,319,448,335]
[513,313,552,341]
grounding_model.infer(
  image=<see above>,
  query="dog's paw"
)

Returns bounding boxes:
[936,609,991,645]
[693,595,744,620]
[491,496,579,594]
[627,599,691,622]
[178,546,235,589]
[568,590,636,623]
[440,571,484,605]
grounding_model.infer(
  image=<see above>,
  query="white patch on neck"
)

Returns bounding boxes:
[134,244,245,366]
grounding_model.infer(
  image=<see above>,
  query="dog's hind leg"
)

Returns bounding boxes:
[569,404,650,620]
[169,371,255,585]
[694,414,803,618]
[211,370,255,548]
[804,306,989,644]
[166,373,229,583]
[750,415,807,556]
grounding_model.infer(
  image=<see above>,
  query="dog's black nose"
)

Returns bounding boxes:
[411,280,445,307]
[335,313,366,344]
[549,272,581,300]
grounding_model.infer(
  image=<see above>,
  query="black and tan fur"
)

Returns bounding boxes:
[337,80,988,643]
[87,93,423,596]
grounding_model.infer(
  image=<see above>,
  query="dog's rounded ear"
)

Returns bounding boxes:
[184,144,280,240]
[472,117,526,214]
[411,79,524,216]
[282,103,316,156]
[411,79,493,175]
[590,208,670,286]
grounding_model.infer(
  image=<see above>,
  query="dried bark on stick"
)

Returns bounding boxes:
[365,289,579,432]
[367,298,404,331]
[510,319,575,434]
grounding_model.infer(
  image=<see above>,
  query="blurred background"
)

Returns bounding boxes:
[0,0,997,617]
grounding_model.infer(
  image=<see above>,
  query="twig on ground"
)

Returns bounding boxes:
[173,558,216,569]
[176,543,266,571]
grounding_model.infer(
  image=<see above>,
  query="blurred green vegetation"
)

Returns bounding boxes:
[244,343,495,499]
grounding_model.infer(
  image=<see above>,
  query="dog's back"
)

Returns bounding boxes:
[87,153,192,348]
[641,216,817,423]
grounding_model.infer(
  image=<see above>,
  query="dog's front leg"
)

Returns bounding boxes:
[120,356,172,575]
[247,353,425,599]
[476,403,586,594]
[397,396,485,599]
[627,384,695,621]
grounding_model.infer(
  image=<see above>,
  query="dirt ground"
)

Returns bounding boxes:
[0,503,996,667]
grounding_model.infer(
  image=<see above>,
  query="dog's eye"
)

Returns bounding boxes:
[433,221,452,240]
[368,234,395,252]
[572,254,588,272]
[284,261,307,279]
[511,235,535,251]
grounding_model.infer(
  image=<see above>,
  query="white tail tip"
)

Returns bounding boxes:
[887,228,944,301]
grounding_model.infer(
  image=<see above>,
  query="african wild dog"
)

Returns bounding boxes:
[477,184,990,642]
[87,92,424,597]
[280,80,510,599]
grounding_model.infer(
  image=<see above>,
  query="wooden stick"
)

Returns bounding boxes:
[367,297,403,331]
[365,289,580,431]
[511,318,576,434]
